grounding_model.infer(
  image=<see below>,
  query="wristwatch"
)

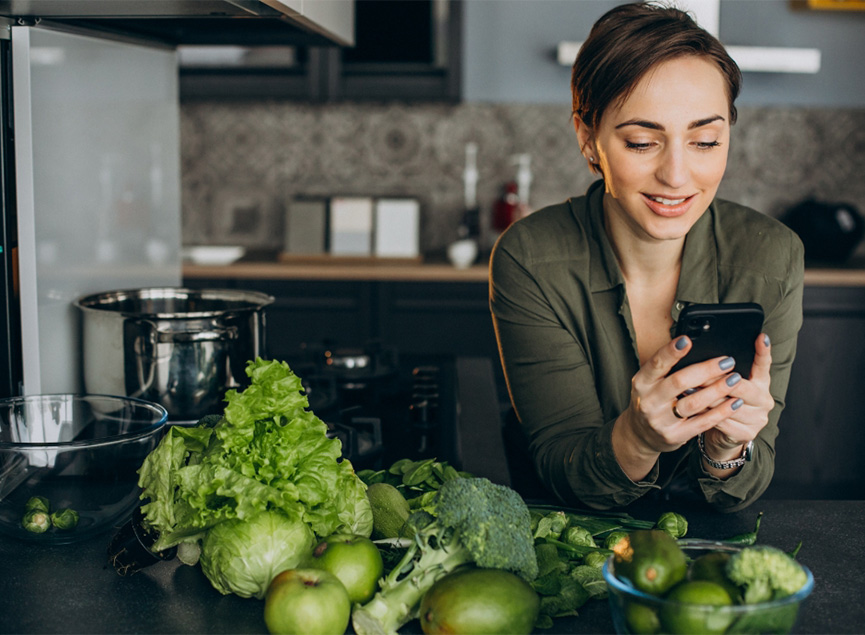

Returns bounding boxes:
[698,433,753,470]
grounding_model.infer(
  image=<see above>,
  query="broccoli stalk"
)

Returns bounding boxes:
[351,477,539,635]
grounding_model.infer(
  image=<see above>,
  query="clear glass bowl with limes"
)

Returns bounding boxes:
[603,539,814,635]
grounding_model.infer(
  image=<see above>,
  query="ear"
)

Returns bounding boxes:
[573,114,597,166]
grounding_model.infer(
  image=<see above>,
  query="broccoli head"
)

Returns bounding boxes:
[352,477,538,635]
[726,545,808,604]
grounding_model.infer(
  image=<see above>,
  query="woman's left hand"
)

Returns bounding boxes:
[702,334,774,461]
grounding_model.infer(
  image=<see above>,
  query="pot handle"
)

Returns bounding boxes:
[155,325,239,343]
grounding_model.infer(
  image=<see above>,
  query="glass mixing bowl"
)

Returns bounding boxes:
[0,394,167,544]
[603,539,814,635]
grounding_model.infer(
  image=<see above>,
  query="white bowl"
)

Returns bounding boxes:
[182,245,245,266]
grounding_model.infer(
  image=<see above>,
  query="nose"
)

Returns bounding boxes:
[655,146,689,189]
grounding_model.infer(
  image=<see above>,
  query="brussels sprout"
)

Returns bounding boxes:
[604,531,630,550]
[562,525,596,548]
[51,508,80,530]
[656,511,688,539]
[22,509,51,534]
[25,496,50,513]
[583,551,608,569]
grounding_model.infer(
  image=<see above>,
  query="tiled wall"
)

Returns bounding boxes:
[180,102,865,256]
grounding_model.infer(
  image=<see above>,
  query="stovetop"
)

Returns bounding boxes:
[291,343,459,472]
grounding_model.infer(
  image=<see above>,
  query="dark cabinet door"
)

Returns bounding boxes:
[240,279,375,364]
[769,285,865,499]
[376,281,498,359]
[179,0,462,102]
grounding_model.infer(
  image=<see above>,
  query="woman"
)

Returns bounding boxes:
[489,2,803,512]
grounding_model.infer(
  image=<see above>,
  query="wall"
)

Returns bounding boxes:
[180,0,865,255]
[463,0,865,107]
[180,103,865,253]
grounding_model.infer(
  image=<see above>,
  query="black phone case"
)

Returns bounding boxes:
[670,303,765,376]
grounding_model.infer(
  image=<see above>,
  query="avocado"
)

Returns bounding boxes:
[419,567,539,634]
[613,529,687,596]
[366,482,412,539]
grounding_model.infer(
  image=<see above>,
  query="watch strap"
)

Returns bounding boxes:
[698,433,753,470]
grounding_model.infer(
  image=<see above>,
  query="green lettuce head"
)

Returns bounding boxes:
[199,509,315,599]
[137,357,373,555]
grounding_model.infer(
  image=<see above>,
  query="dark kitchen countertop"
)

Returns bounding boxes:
[1,498,862,634]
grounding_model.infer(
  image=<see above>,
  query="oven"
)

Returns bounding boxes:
[292,340,511,487]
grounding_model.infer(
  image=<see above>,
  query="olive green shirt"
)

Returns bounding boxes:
[489,180,804,512]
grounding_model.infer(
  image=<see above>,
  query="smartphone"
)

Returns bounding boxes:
[670,303,765,376]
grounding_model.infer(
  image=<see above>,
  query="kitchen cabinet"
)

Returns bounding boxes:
[179,0,462,102]
[183,276,496,363]
[768,284,865,500]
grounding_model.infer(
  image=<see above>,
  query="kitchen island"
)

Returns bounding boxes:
[1,498,862,634]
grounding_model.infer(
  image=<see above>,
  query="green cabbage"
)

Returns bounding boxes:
[199,509,314,599]
[137,358,373,555]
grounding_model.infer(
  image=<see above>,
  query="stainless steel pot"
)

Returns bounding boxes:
[74,287,274,421]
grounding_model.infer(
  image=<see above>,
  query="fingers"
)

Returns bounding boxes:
[749,333,772,383]
[641,335,693,382]
[670,366,741,419]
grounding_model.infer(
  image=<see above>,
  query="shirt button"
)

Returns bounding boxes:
[675,302,684,311]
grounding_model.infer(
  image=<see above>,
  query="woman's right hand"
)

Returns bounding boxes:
[612,335,743,480]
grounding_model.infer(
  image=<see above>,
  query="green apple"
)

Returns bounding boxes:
[263,568,350,635]
[306,533,384,605]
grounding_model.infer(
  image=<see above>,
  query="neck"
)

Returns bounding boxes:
[603,196,684,283]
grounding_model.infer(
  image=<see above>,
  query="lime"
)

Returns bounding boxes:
[660,580,734,635]
[624,600,661,634]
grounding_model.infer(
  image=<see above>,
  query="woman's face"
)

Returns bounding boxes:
[584,55,731,243]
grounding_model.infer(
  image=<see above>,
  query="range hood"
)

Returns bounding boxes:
[0,1,355,47]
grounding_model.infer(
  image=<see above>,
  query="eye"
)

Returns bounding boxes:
[625,140,654,152]
[695,140,721,150]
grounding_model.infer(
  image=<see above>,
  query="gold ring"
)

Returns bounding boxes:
[672,401,686,419]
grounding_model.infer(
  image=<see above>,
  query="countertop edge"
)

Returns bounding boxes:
[183,262,865,286]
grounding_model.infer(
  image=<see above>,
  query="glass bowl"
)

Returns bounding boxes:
[603,539,814,635]
[0,394,167,544]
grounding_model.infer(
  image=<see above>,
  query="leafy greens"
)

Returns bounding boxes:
[137,358,373,553]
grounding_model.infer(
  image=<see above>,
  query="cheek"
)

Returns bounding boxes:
[601,154,650,198]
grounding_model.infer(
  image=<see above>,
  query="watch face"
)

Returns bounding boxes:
[744,440,754,462]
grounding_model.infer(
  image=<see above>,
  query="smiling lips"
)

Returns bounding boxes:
[643,193,695,217]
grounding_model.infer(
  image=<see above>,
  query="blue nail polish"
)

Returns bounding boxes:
[731,398,744,410]
[675,336,688,350]
[719,357,735,371]
[763,334,771,347]
[726,373,741,387]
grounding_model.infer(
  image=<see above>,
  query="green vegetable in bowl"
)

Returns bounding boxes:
[22,509,51,534]
[351,477,538,635]
[25,496,50,513]
[199,509,315,599]
[725,545,808,604]
[50,508,79,530]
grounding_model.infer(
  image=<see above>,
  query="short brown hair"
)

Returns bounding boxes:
[571,2,742,131]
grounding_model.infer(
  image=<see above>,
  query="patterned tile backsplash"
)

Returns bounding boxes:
[180,102,865,256]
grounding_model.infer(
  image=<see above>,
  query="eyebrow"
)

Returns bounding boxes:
[615,115,726,131]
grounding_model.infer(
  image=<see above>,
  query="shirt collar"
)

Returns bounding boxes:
[584,181,626,293]
[582,181,720,304]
